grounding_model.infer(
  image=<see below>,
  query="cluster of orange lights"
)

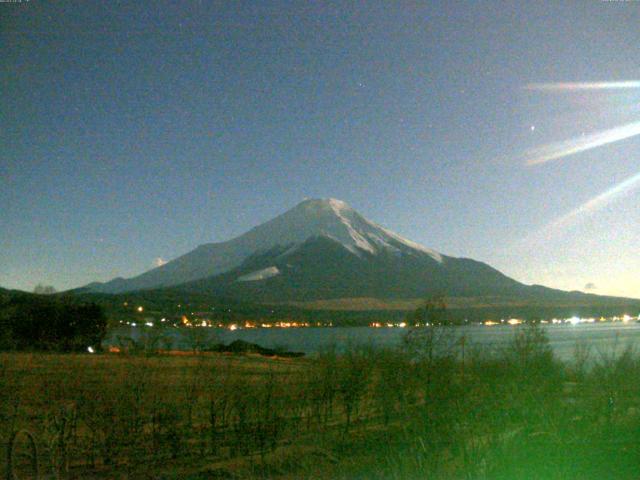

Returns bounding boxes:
[273,321,310,328]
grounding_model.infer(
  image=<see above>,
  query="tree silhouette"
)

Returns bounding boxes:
[33,284,57,295]
[0,297,107,351]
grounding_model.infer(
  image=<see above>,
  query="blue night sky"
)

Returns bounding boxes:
[2,1,640,297]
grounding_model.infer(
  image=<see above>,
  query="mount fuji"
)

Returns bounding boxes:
[83,199,636,310]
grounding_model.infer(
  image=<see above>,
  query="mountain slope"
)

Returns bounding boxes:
[85,198,443,294]
[82,198,639,311]
[176,234,529,302]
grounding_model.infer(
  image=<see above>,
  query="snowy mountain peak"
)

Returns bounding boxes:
[85,198,442,293]
[258,198,442,261]
[296,197,351,212]
[289,198,355,221]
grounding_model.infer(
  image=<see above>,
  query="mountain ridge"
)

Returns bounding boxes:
[80,199,639,311]
[85,198,446,294]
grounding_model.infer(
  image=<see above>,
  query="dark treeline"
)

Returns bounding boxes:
[0,292,107,352]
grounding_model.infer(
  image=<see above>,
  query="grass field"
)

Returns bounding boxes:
[2,325,640,479]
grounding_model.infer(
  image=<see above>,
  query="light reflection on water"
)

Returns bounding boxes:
[105,322,640,361]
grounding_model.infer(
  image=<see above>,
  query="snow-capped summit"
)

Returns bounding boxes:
[238,198,442,260]
[85,198,446,293]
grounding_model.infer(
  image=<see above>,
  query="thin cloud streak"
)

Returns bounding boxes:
[524,121,640,165]
[154,257,167,267]
[526,81,640,91]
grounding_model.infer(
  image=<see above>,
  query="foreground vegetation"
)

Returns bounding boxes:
[2,325,640,479]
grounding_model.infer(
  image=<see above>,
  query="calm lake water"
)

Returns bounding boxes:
[105,322,640,362]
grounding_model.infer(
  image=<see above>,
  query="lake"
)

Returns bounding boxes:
[105,321,640,362]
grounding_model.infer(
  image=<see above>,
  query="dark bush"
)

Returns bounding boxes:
[0,297,107,352]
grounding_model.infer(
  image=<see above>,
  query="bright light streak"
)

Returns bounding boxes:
[526,81,640,91]
[540,170,640,235]
[519,170,640,246]
[525,121,640,165]
[87,346,95,353]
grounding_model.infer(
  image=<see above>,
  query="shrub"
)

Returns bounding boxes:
[335,344,374,433]
[0,297,107,352]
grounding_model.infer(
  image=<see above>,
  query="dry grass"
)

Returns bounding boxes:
[2,328,640,479]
